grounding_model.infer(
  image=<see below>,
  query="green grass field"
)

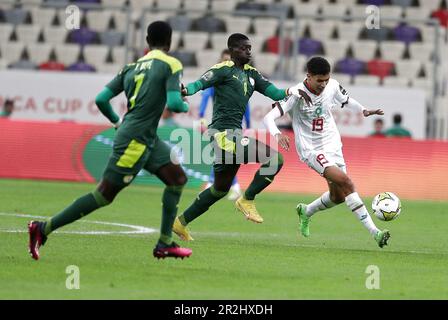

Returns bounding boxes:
[1,179,447,299]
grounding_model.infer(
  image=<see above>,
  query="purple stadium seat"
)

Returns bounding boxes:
[68,27,99,45]
[393,22,422,44]
[298,38,323,57]
[335,57,366,77]
[66,61,96,72]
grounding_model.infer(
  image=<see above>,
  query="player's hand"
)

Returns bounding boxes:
[181,83,188,96]
[363,109,384,117]
[275,133,290,151]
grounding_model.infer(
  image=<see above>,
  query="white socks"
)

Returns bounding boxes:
[306,191,336,217]
[345,192,379,236]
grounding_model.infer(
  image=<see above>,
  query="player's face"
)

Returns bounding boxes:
[232,40,252,64]
[307,74,330,94]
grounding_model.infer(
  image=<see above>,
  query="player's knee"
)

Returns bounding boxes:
[330,193,345,204]
[340,176,355,194]
[96,179,124,204]
[210,185,229,198]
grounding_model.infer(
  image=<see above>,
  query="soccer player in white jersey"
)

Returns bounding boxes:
[263,57,391,248]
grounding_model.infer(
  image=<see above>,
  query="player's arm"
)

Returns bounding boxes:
[263,95,299,151]
[166,69,189,113]
[97,70,125,128]
[252,69,291,101]
[184,67,226,96]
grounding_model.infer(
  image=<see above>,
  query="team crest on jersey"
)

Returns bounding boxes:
[123,175,134,184]
[201,71,214,81]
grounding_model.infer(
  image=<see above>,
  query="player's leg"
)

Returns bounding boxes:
[144,138,191,258]
[235,136,283,223]
[177,164,239,232]
[227,175,241,201]
[323,166,390,247]
[28,137,147,260]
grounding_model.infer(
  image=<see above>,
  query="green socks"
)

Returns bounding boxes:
[159,185,184,245]
[44,191,109,236]
[245,153,284,200]
[180,186,227,225]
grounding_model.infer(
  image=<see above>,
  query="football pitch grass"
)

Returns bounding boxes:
[1,179,447,300]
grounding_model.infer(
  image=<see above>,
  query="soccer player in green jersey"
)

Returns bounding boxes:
[28,21,192,260]
[173,33,292,241]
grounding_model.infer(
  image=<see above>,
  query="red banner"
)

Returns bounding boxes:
[1,119,447,201]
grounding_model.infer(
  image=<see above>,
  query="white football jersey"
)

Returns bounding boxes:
[280,78,349,161]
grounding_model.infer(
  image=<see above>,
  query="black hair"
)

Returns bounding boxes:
[393,114,402,125]
[227,33,249,49]
[375,118,384,124]
[307,56,331,75]
[146,21,172,48]
[4,99,14,106]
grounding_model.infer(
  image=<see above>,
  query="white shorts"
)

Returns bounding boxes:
[303,149,347,176]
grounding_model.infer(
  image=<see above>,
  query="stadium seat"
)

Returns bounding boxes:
[308,20,335,42]
[54,44,81,65]
[253,17,279,37]
[99,30,125,47]
[171,50,196,67]
[83,45,109,66]
[156,0,182,11]
[298,37,324,57]
[107,0,128,7]
[353,75,381,86]
[193,15,226,33]
[391,0,414,7]
[1,42,25,65]
[421,0,444,11]
[96,62,121,74]
[15,24,41,44]
[379,5,404,26]
[128,0,154,11]
[26,43,53,64]
[170,31,181,51]
[334,21,362,42]
[195,49,222,69]
[395,59,422,79]
[409,42,434,61]
[210,33,229,51]
[182,32,209,51]
[42,26,68,44]
[30,7,56,27]
[404,7,432,20]
[4,7,29,25]
[167,14,193,32]
[351,40,378,61]
[290,2,320,17]
[332,73,353,86]
[221,15,251,34]
[252,52,278,77]
[111,46,126,64]
[0,24,14,43]
[110,11,131,33]
[320,4,348,18]
[334,57,366,77]
[183,66,204,79]
[85,10,113,32]
[379,41,406,62]
[210,0,237,14]
[323,39,350,61]
[183,0,209,12]
[382,76,410,87]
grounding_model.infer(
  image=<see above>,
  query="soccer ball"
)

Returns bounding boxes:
[372,192,402,221]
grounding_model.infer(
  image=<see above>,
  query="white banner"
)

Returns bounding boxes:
[0,70,426,139]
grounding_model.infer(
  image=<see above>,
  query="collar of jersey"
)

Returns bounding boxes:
[303,79,321,96]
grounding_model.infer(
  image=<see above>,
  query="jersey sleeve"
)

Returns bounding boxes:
[332,79,350,107]
[166,69,183,92]
[252,69,272,93]
[198,67,227,90]
[106,65,127,95]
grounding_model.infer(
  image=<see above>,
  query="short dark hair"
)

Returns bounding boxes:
[4,99,14,106]
[307,56,331,75]
[393,114,402,125]
[227,33,249,49]
[146,21,172,47]
[375,118,383,124]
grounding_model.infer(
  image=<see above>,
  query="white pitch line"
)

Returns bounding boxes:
[0,212,156,235]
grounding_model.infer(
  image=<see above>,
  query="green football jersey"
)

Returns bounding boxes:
[106,49,183,145]
[198,61,272,131]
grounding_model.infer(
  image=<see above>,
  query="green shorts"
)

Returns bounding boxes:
[211,130,273,173]
[102,135,175,186]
